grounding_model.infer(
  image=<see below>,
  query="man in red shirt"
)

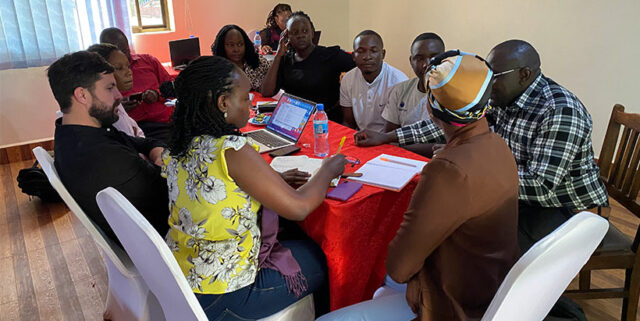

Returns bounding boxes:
[100,27,173,142]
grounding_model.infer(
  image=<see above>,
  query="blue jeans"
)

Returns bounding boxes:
[196,239,329,320]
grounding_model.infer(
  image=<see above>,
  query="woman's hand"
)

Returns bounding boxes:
[321,154,347,178]
[261,45,273,55]
[279,168,311,186]
[142,89,159,104]
[275,29,289,58]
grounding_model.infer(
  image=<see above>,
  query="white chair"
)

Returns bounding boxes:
[32,147,162,321]
[96,187,315,321]
[317,211,608,321]
[481,211,608,321]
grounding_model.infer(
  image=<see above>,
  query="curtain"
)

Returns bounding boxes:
[0,0,133,70]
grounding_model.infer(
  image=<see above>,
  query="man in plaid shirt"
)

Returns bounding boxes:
[354,40,608,251]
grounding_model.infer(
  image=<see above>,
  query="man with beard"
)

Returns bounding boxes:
[354,40,608,252]
[340,30,407,131]
[49,51,169,245]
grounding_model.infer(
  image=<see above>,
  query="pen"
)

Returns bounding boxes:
[341,172,363,177]
[336,136,346,154]
[379,157,417,168]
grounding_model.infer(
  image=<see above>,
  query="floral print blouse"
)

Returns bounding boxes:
[162,135,262,294]
[244,55,271,92]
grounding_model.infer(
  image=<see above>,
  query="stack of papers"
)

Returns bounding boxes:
[347,154,428,191]
[270,155,340,186]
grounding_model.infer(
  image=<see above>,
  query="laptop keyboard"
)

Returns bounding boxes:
[246,131,290,148]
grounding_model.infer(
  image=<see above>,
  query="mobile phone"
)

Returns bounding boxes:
[269,145,301,157]
[128,92,143,102]
[327,181,363,201]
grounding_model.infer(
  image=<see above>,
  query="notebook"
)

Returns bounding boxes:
[347,154,428,191]
[246,94,316,153]
[270,155,340,186]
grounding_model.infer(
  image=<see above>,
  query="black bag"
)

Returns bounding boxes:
[16,161,62,202]
[544,296,588,321]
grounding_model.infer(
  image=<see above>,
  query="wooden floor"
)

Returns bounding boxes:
[1,159,639,321]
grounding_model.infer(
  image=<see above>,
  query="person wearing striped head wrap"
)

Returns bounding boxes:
[319,51,519,321]
[425,50,493,127]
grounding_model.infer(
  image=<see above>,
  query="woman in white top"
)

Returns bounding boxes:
[87,43,145,137]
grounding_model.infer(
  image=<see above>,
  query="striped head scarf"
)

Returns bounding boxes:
[426,50,493,126]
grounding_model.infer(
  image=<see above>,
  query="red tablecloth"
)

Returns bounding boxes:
[242,113,428,310]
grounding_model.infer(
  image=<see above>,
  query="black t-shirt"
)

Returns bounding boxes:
[276,45,355,122]
[54,122,169,245]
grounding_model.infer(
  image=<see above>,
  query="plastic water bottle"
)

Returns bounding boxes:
[313,104,329,157]
[253,31,262,53]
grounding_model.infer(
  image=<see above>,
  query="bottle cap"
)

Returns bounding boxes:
[316,104,324,111]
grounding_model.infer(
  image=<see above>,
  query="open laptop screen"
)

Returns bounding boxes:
[266,94,316,141]
[169,37,200,68]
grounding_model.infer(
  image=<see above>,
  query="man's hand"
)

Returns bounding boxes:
[353,129,395,147]
[279,168,311,186]
[142,89,159,104]
[148,147,164,166]
[405,275,422,316]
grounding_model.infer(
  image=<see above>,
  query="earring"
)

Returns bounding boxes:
[224,112,228,119]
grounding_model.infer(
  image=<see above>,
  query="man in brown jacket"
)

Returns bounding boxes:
[384,51,520,321]
[317,51,520,321]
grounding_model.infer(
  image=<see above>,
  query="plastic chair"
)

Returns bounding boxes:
[317,212,607,321]
[96,187,315,321]
[481,211,608,321]
[32,147,162,321]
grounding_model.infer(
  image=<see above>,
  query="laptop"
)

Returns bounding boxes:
[246,93,316,153]
[169,37,200,70]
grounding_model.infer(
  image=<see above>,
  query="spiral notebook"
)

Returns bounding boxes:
[346,154,428,191]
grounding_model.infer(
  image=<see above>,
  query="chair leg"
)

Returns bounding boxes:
[623,267,639,321]
[579,270,591,290]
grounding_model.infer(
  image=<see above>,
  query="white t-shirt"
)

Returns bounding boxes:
[382,77,430,127]
[340,62,407,132]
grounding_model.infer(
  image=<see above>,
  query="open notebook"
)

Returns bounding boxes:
[270,156,340,187]
[347,154,428,191]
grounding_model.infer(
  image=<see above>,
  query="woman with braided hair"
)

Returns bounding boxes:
[163,55,345,319]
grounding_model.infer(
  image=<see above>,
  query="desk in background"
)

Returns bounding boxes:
[243,117,427,310]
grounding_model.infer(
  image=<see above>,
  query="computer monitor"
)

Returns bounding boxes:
[169,37,200,70]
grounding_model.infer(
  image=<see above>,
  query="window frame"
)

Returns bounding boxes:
[130,0,171,33]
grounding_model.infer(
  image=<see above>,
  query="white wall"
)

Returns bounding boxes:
[345,0,640,154]
[1,0,639,154]
[0,67,58,147]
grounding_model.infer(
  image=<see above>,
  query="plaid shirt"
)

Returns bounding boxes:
[397,74,608,210]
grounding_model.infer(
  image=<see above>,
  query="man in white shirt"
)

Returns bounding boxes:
[341,30,407,132]
[382,33,445,132]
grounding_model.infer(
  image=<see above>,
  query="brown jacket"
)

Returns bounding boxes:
[386,118,519,321]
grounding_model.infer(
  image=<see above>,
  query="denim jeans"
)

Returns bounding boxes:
[196,239,329,320]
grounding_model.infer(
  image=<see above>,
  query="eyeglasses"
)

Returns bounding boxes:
[493,68,521,78]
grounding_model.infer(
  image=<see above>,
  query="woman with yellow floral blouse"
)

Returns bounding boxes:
[162,55,346,320]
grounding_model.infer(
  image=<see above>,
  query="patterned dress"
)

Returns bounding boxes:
[161,135,262,294]
[243,56,271,91]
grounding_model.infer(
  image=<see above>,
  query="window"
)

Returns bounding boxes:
[129,0,171,33]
